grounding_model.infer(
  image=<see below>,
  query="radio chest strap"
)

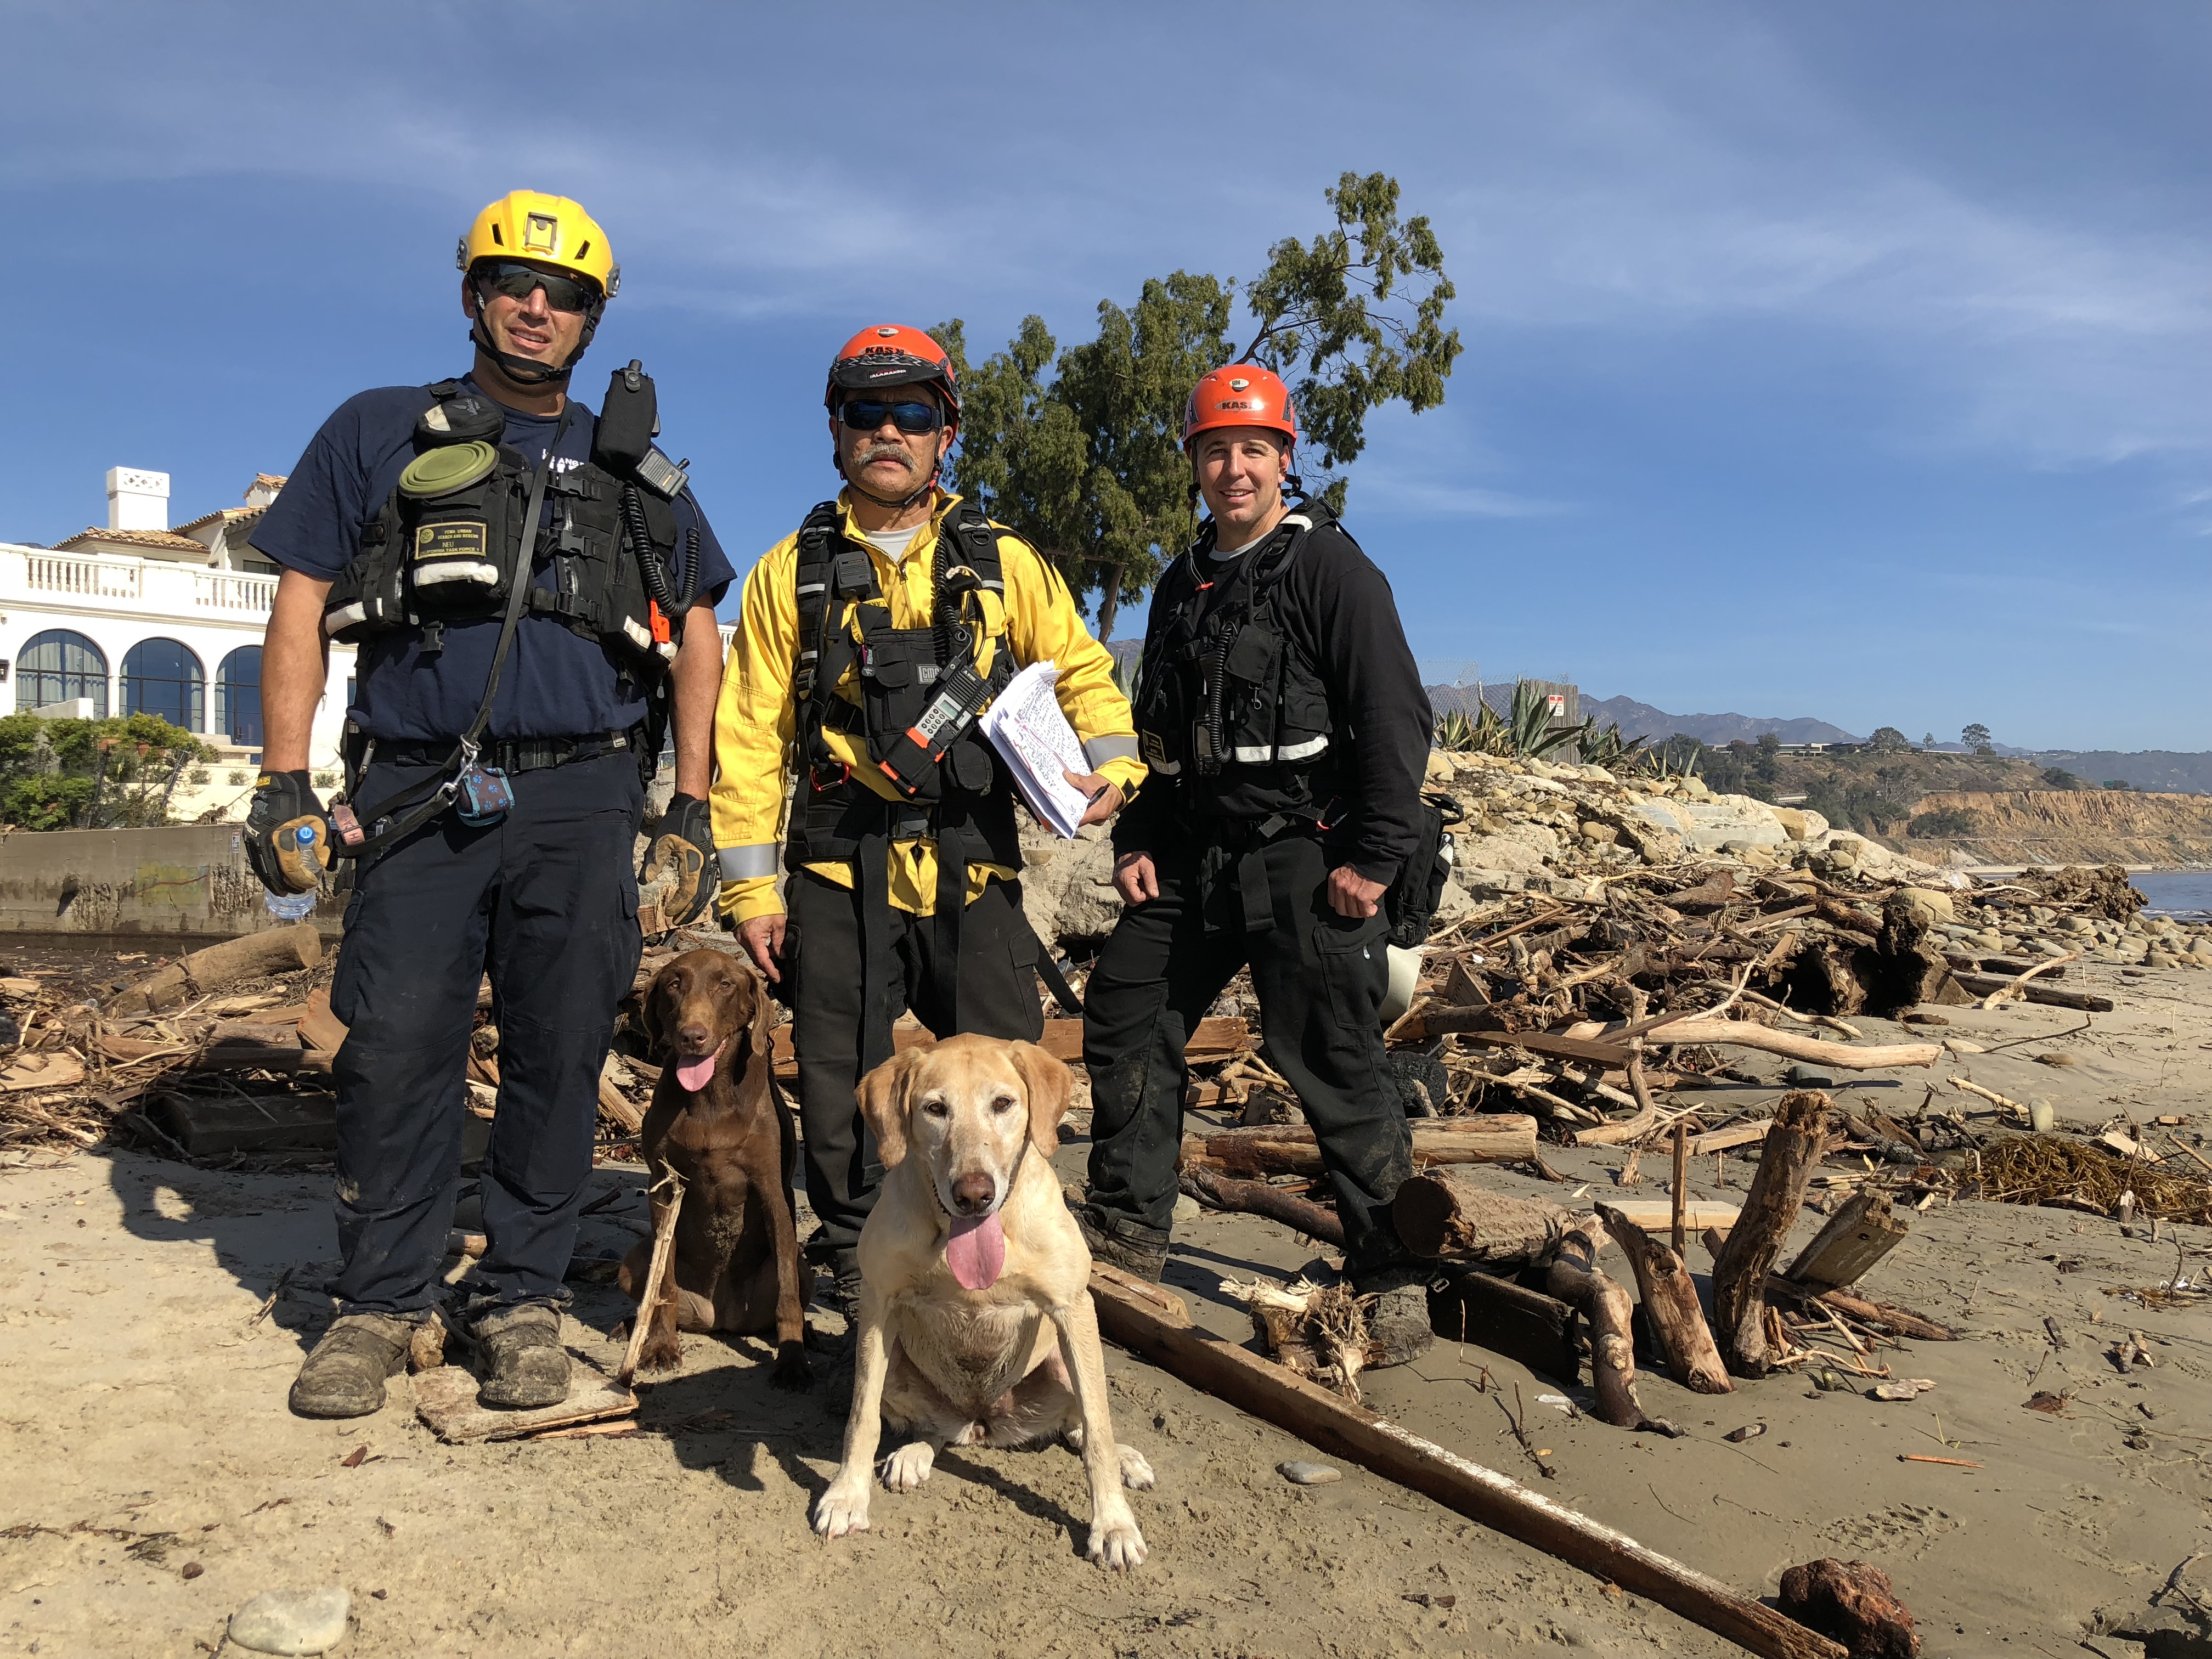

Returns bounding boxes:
[334,403,576,859]
[788,496,1026,1065]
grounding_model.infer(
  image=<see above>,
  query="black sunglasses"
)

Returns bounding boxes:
[838,397,944,435]
[472,261,599,314]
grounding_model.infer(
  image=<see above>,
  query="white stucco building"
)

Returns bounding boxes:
[0,468,355,787]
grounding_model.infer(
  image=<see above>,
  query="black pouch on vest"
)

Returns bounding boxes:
[1383,792,1464,950]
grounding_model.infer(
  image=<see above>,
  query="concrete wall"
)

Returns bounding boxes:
[0,824,341,939]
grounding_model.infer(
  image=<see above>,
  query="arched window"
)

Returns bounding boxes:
[216,646,263,746]
[120,638,205,732]
[15,630,108,716]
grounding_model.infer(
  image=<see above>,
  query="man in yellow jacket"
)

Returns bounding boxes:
[712,324,1142,1302]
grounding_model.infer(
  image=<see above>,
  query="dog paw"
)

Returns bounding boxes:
[1118,1445,1156,1491]
[812,1480,871,1541]
[769,1343,814,1392]
[636,1332,684,1372]
[1085,1514,1148,1572]
[878,1441,935,1492]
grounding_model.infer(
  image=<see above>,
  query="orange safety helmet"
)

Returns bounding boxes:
[1182,363,1296,450]
[825,324,960,421]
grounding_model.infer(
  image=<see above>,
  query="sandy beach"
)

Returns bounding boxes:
[1,947,2204,1657]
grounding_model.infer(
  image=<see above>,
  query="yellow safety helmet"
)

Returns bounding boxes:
[456,190,619,298]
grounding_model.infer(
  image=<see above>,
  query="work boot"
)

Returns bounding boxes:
[471,1302,571,1409]
[1072,1205,1171,1283]
[1361,1280,1437,1369]
[288,1312,419,1419]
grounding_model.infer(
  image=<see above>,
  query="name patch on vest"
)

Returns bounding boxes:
[414,522,489,562]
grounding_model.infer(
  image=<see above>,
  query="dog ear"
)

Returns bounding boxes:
[1008,1041,1075,1158]
[640,966,675,1056]
[855,1049,919,1170]
[743,966,775,1059]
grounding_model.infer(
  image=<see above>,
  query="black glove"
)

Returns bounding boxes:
[244,770,331,896]
[638,793,716,929]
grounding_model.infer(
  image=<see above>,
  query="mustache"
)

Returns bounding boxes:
[855,440,919,468]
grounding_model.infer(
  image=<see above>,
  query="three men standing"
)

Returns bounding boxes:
[250,191,732,1417]
[712,326,1142,1301]
[1075,365,1437,1364]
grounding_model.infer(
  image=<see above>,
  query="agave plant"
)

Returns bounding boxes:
[1573,718,1651,772]
[1635,735,1705,781]
[1110,647,1142,702]
[1433,701,1515,755]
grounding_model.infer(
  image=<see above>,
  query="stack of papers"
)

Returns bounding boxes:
[979,661,1092,838]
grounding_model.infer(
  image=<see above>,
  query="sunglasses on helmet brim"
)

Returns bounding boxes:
[472,261,601,314]
[837,397,946,436]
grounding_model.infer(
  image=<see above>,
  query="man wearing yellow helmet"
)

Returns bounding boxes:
[246,191,736,1419]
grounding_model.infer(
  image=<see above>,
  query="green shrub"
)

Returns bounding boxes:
[1908,806,1982,838]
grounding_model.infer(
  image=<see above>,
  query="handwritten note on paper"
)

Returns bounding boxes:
[980,661,1092,838]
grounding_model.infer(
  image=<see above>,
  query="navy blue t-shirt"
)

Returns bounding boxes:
[251,375,733,741]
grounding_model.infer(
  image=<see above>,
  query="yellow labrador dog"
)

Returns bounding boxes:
[811,1034,1152,1570]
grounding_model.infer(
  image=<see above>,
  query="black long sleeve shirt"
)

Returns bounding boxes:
[1115,516,1431,888]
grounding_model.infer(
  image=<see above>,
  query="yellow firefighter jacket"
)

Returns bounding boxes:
[710,489,1143,923]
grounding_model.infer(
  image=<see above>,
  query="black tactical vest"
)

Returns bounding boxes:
[784,496,1023,871]
[321,381,684,673]
[1134,506,1338,816]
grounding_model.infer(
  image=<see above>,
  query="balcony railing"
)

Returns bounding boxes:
[195,572,276,613]
[26,554,142,601]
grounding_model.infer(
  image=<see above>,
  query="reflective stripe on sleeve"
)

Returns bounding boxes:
[1081,734,1142,768]
[718,844,782,880]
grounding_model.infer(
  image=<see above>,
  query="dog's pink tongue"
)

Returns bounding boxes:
[945,1212,1006,1291]
[675,1048,719,1092]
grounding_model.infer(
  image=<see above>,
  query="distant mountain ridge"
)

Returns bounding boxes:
[1577,695,1861,747]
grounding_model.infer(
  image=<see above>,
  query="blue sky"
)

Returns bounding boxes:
[2,1,2205,750]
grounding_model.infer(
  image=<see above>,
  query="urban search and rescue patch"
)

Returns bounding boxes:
[414,522,489,561]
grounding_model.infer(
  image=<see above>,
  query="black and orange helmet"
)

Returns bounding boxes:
[825,324,960,421]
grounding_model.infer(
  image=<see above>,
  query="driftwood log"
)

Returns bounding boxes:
[106,924,324,1017]
[1646,1022,1939,1070]
[1181,1166,1345,1247]
[1427,1268,1581,1384]
[1392,1169,1571,1263]
[1086,1269,1846,1659]
[1770,1282,1957,1342]
[1544,1215,1644,1428]
[1944,973,2113,1014]
[1709,1092,1830,1376]
[1596,1203,1732,1394]
[1784,1188,1909,1291]
[1181,1114,1537,1180]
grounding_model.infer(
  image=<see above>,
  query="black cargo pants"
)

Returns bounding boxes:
[788,868,1045,1273]
[328,750,644,1317]
[1081,830,1417,1285]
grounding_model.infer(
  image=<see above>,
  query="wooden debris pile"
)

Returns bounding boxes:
[1228,1088,1964,1444]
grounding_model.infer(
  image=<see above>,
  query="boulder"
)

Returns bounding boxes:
[1769,806,1828,842]
[1020,823,1123,951]
[1453,833,1549,874]
[1634,794,1788,853]
[1891,888,1955,930]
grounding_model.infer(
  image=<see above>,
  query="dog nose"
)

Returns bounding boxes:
[950,1173,996,1215]
[677,1023,711,1051]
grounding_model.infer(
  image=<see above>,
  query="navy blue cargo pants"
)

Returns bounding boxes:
[328,749,644,1317]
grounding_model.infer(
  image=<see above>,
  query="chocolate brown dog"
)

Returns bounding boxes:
[620,949,812,1389]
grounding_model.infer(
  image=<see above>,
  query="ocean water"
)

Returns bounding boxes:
[2132,870,2212,919]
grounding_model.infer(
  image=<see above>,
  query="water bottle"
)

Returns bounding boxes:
[264,825,320,920]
